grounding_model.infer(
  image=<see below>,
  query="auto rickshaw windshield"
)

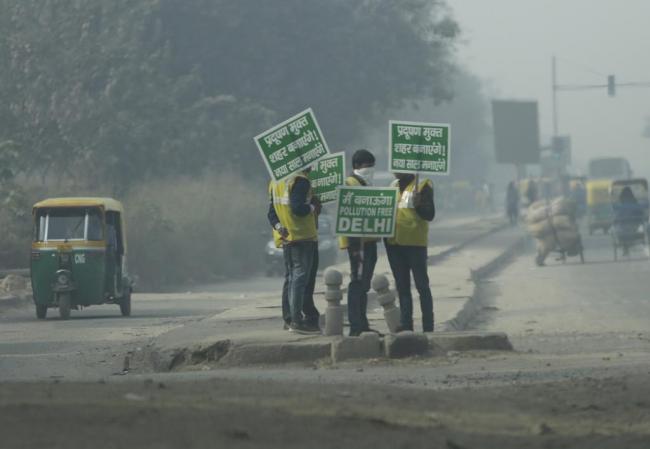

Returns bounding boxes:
[35,208,104,242]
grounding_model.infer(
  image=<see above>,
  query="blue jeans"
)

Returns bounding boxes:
[282,241,318,324]
[385,243,434,332]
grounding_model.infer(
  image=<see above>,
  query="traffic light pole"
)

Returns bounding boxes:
[550,56,650,177]
[552,56,559,137]
[552,55,650,134]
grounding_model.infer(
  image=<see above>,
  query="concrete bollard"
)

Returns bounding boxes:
[324,268,344,336]
[371,274,401,334]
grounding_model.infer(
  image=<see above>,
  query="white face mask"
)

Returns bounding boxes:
[354,167,375,185]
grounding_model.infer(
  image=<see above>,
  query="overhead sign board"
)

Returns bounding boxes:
[492,100,540,164]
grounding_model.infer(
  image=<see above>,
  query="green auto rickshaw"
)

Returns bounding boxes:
[30,197,133,320]
[586,179,613,235]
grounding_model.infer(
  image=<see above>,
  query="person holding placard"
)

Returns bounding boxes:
[338,149,381,337]
[267,169,322,335]
[385,173,436,332]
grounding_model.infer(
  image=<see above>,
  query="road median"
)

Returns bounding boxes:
[133,217,527,372]
[142,330,513,371]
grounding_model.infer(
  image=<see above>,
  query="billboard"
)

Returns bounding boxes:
[492,100,540,164]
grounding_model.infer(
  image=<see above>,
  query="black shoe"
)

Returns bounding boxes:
[304,321,322,334]
[289,321,321,335]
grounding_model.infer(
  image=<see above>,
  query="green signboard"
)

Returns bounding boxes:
[309,152,345,203]
[335,186,399,237]
[389,120,451,175]
[255,108,330,182]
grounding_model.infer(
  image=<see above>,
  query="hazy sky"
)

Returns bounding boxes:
[448,0,650,177]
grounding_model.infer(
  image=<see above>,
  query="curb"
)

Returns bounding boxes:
[429,331,513,353]
[151,330,513,371]
[443,235,530,331]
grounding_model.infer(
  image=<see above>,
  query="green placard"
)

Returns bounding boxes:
[335,186,399,237]
[255,108,330,182]
[389,120,451,175]
[308,152,345,204]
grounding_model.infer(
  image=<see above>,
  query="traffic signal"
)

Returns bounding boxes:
[607,75,616,97]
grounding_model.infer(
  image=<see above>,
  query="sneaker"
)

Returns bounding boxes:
[283,322,290,331]
[288,321,321,335]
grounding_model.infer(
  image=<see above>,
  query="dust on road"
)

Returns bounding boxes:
[1,372,648,449]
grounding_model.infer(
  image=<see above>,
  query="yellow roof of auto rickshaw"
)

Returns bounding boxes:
[586,179,613,189]
[32,197,124,212]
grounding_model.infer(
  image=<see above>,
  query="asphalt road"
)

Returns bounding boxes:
[0,295,234,380]
[475,227,650,353]
[0,214,499,381]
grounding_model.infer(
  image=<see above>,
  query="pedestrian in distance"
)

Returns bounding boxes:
[385,172,436,332]
[267,168,321,335]
[506,181,520,225]
[526,179,538,205]
[339,149,381,337]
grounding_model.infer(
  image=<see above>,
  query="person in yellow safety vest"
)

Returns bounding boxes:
[267,168,322,335]
[339,149,382,336]
[385,173,436,332]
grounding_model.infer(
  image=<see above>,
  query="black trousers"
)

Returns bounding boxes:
[385,243,434,332]
[347,241,378,335]
[282,242,320,325]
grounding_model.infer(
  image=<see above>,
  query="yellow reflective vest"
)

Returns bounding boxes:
[269,174,317,248]
[387,178,432,247]
[338,175,380,250]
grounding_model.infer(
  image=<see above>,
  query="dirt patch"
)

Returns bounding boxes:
[0,372,648,449]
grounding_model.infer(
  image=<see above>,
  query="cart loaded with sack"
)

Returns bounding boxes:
[526,197,585,266]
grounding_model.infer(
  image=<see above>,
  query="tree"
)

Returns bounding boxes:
[0,0,460,189]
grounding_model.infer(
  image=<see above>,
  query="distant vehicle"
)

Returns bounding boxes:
[264,215,338,277]
[588,157,632,181]
[609,178,650,260]
[586,179,613,235]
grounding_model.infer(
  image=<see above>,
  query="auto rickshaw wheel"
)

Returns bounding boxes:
[35,304,47,319]
[120,290,131,317]
[58,293,71,320]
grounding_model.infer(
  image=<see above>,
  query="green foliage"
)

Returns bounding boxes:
[124,173,266,290]
[0,141,21,184]
[0,0,464,283]
[0,183,31,269]
[0,0,459,188]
